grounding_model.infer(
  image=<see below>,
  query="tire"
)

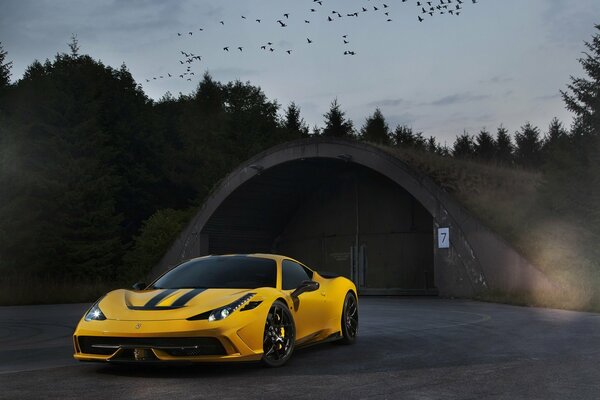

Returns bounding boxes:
[261,300,295,367]
[339,291,358,344]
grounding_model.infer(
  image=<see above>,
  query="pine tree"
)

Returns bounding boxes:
[426,136,438,153]
[0,42,12,88]
[474,128,496,160]
[0,48,162,279]
[452,131,476,159]
[68,34,80,58]
[495,125,513,164]
[542,117,569,157]
[391,125,426,150]
[359,108,391,145]
[322,99,354,138]
[514,122,543,167]
[561,24,600,136]
[283,102,309,138]
[542,26,600,228]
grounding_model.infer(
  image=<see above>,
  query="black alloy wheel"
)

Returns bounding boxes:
[340,292,358,344]
[262,300,295,367]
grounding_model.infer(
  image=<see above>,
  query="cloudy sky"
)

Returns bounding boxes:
[1,0,599,144]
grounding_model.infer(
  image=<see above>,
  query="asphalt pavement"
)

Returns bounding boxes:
[1,298,599,399]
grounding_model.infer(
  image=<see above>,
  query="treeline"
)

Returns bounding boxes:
[0,41,308,282]
[330,103,570,169]
[0,24,599,283]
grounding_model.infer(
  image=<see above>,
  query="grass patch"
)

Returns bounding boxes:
[380,145,600,311]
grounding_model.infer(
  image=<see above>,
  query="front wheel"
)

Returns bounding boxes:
[261,300,295,367]
[340,292,358,344]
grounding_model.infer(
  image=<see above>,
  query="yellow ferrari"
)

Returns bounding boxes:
[73,254,358,367]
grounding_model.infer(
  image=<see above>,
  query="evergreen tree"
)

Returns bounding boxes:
[222,79,281,160]
[283,102,309,138]
[359,108,391,145]
[425,136,439,154]
[542,117,569,157]
[474,128,496,160]
[561,24,600,136]
[542,26,600,228]
[495,125,513,164]
[452,131,476,159]
[322,99,354,138]
[391,125,426,150]
[437,142,451,157]
[68,34,80,58]
[0,48,159,279]
[514,122,543,167]
[0,42,11,88]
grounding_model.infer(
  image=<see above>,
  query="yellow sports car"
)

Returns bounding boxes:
[73,254,358,367]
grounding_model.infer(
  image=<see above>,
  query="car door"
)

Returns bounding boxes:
[281,259,326,341]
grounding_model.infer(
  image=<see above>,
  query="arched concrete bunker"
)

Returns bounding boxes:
[154,138,555,298]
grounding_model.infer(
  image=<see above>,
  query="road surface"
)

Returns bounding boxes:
[1,298,599,399]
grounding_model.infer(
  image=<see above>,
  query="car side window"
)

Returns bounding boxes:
[282,260,313,290]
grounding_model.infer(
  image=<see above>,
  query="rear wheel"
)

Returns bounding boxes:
[340,292,358,344]
[261,300,295,367]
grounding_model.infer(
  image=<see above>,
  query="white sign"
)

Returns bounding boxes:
[438,227,450,249]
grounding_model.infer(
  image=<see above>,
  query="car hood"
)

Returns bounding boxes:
[98,288,258,321]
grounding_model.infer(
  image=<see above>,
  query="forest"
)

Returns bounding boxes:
[0,26,598,305]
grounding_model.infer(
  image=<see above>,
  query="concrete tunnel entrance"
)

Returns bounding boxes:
[156,138,556,299]
[200,158,436,295]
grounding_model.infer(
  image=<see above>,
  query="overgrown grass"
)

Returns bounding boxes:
[381,145,600,312]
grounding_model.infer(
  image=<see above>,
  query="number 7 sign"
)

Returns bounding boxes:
[438,227,450,249]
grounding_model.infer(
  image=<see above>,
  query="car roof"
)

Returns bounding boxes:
[198,253,308,267]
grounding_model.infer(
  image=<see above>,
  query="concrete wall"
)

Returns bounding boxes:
[153,138,557,299]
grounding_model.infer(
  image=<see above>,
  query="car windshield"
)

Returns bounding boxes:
[152,256,277,289]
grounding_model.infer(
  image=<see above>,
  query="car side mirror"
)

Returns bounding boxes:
[291,280,319,298]
[132,282,147,290]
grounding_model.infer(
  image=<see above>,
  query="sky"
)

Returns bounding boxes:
[1,0,600,144]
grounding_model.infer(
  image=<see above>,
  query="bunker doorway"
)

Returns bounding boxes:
[202,158,436,295]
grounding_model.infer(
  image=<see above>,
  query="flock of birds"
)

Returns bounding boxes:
[144,0,481,84]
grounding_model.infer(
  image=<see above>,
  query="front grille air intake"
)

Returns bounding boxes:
[77,336,226,356]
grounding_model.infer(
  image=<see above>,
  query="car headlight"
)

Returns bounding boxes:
[209,293,256,321]
[84,301,107,321]
[188,293,256,321]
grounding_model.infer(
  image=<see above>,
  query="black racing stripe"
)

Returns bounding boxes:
[144,289,177,308]
[171,288,206,307]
